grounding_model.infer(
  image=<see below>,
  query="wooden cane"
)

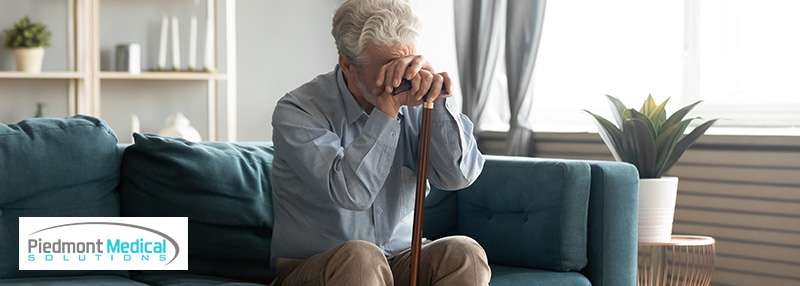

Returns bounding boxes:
[409,99,433,286]
[393,79,442,286]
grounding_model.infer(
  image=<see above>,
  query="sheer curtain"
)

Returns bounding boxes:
[504,0,546,156]
[452,0,505,129]
[454,0,547,156]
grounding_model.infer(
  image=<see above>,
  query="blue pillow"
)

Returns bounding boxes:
[0,116,122,278]
[119,133,274,282]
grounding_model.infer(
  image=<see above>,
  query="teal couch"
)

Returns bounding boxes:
[0,116,638,286]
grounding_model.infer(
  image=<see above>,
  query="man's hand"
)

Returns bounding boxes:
[373,55,453,118]
[377,55,432,94]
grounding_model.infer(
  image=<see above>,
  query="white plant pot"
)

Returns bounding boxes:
[638,176,679,242]
[14,47,45,73]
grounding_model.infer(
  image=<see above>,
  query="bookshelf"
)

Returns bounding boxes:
[0,0,237,141]
[0,72,86,79]
[98,72,227,81]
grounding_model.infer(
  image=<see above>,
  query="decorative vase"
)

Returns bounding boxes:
[638,176,679,242]
[158,113,202,142]
[14,47,45,73]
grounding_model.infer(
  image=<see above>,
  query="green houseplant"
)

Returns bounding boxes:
[586,95,717,242]
[4,16,51,73]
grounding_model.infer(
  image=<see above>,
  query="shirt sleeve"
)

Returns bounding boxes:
[272,96,401,210]
[407,98,485,190]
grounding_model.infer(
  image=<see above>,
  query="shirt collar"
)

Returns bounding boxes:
[336,65,368,124]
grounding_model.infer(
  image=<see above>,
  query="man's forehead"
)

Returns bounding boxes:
[364,44,416,65]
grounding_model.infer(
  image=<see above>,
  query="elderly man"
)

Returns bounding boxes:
[270,0,489,285]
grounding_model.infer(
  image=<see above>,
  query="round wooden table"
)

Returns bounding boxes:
[637,235,715,286]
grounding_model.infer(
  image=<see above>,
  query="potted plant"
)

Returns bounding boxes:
[3,16,51,73]
[586,95,717,242]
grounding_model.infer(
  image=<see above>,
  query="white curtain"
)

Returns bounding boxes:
[454,0,547,156]
[505,0,546,156]
[453,0,506,129]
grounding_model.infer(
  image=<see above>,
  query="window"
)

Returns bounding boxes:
[480,0,800,133]
[685,0,800,128]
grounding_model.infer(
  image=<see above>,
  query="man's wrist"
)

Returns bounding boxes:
[376,101,400,119]
[364,108,402,145]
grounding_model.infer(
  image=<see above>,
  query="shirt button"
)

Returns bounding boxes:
[391,131,396,137]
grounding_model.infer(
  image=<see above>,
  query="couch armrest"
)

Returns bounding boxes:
[581,161,639,286]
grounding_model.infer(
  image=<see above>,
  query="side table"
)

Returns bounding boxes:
[638,235,715,286]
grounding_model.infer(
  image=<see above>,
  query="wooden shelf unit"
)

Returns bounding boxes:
[98,71,227,81]
[0,0,237,141]
[0,72,87,79]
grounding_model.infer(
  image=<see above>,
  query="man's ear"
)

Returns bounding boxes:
[339,54,359,85]
[339,54,352,74]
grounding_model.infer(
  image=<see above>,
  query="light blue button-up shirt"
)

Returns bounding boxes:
[269,66,484,266]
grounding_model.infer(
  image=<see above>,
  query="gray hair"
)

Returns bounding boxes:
[332,0,421,64]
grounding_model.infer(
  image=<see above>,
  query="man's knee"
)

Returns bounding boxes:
[432,236,486,260]
[428,236,491,284]
[313,241,391,285]
[332,240,388,265]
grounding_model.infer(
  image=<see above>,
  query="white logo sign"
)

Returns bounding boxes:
[19,217,188,270]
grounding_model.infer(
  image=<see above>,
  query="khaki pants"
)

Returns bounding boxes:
[273,236,491,286]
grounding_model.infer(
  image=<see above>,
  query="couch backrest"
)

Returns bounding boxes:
[0,116,123,279]
[5,116,593,281]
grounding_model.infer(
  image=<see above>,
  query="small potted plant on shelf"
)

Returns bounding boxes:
[3,16,51,73]
[586,95,717,242]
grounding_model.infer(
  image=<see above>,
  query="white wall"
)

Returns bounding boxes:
[410,0,462,112]
[0,0,70,122]
[236,0,339,141]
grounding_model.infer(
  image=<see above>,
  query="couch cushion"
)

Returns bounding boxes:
[131,272,265,286]
[457,156,591,271]
[0,116,122,279]
[120,134,274,282]
[0,275,147,286]
[490,265,591,286]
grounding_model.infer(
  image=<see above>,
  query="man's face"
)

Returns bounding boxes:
[346,43,416,106]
